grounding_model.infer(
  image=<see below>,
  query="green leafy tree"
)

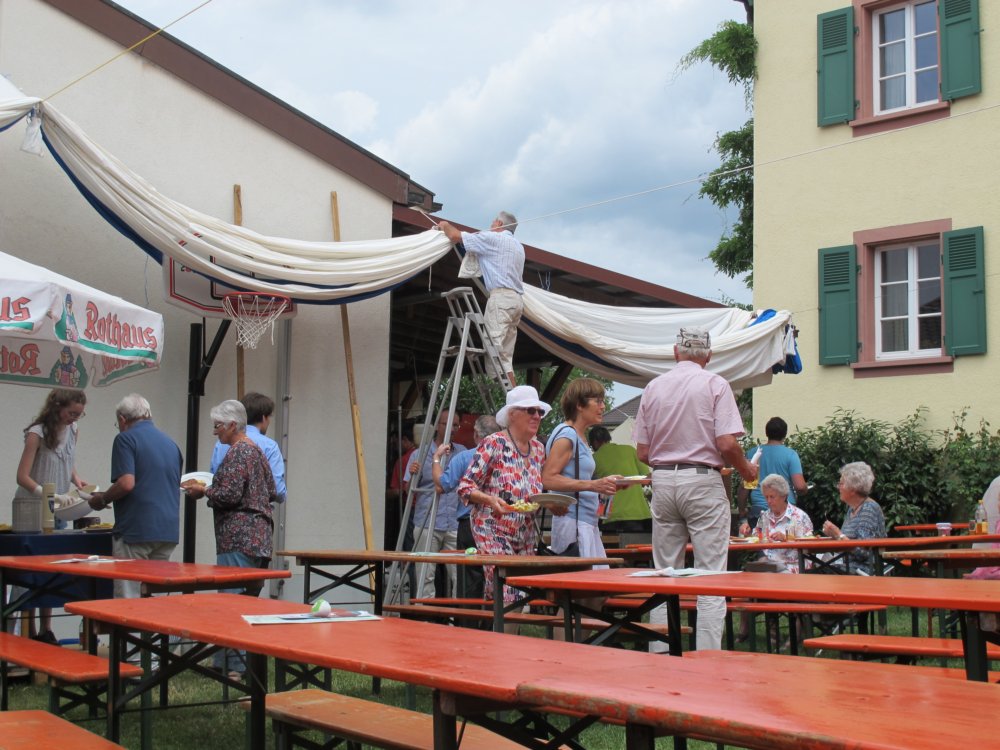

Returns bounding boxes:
[679,18,757,289]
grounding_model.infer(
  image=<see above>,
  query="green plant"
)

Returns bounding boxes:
[939,409,1000,519]
[786,409,947,530]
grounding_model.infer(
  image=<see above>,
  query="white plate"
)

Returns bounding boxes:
[70,484,99,502]
[54,495,94,521]
[180,471,213,488]
[529,493,577,510]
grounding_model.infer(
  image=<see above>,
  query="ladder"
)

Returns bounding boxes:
[384,287,513,604]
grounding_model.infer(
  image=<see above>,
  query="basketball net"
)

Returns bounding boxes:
[222,293,288,349]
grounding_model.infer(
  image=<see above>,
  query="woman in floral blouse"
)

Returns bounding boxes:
[184,399,275,678]
[458,386,553,607]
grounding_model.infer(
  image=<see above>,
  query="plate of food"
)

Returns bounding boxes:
[180,471,213,490]
[730,536,760,544]
[54,493,97,521]
[508,500,540,513]
[529,493,578,511]
[84,522,114,532]
[0,523,11,533]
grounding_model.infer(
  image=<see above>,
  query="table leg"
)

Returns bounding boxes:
[961,611,988,682]
[107,624,124,743]
[432,689,458,750]
[247,652,268,750]
[666,595,683,656]
[624,722,657,749]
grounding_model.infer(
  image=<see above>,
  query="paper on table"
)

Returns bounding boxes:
[51,556,134,564]
[243,610,379,625]
[628,567,738,578]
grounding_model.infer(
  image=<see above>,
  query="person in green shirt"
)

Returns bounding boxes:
[590,427,651,533]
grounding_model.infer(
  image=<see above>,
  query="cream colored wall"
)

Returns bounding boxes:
[0,0,392,573]
[752,0,1000,439]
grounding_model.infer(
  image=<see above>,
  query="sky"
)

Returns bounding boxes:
[113,0,752,404]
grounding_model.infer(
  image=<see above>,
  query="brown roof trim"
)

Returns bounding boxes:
[41,0,437,210]
[392,205,722,308]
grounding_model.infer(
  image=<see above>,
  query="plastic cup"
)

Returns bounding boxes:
[936,522,952,536]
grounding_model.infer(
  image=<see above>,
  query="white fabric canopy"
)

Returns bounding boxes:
[0,77,795,388]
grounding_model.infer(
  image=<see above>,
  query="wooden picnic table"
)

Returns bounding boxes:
[66,592,1000,750]
[279,548,621,632]
[506,566,1000,680]
[0,554,290,619]
[894,522,973,535]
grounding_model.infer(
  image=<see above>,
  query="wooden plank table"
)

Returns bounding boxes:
[66,592,1000,750]
[882,547,1000,576]
[0,554,291,619]
[279,548,622,632]
[506,567,1000,680]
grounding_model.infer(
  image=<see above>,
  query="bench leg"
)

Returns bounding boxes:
[624,722,657,749]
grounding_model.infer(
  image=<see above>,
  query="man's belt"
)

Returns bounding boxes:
[652,463,720,474]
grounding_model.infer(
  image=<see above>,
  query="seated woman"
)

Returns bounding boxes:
[746,474,813,574]
[822,461,885,575]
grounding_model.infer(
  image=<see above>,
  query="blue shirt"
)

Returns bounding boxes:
[110,419,182,544]
[545,425,599,526]
[438,448,476,520]
[747,443,804,510]
[405,440,466,531]
[461,229,524,293]
[210,425,286,503]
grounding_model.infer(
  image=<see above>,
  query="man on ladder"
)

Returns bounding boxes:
[440,211,524,388]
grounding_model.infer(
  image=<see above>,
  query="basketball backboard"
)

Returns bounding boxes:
[163,259,296,319]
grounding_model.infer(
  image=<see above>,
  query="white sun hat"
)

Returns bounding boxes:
[495,385,552,427]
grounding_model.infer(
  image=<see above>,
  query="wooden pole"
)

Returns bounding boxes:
[332,191,375,551]
[233,184,245,398]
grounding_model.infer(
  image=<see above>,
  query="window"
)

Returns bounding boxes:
[818,222,985,375]
[874,1,939,114]
[817,0,981,133]
[874,241,941,358]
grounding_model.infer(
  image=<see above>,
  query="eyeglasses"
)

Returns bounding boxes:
[66,410,86,419]
[213,422,226,429]
[518,408,545,417]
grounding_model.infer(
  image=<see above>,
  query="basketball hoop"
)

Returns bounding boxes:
[222,292,290,349]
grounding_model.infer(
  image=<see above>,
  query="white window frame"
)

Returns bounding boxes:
[874,241,942,360]
[872,0,940,115]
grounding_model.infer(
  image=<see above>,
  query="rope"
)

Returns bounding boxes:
[43,0,216,102]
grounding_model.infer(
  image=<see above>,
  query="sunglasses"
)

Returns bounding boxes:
[518,407,545,417]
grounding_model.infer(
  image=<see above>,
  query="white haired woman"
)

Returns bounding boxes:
[184,399,276,678]
[752,474,813,574]
[822,461,885,575]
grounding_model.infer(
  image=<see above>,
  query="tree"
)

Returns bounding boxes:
[679,15,757,288]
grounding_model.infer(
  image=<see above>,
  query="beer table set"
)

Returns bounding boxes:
[65,592,998,750]
[506,566,1000,680]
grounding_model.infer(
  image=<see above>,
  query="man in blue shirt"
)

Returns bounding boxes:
[210,392,286,503]
[737,416,809,536]
[432,414,501,602]
[88,394,182,598]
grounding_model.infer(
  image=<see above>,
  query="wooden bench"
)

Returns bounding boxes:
[0,631,142,714]
[265,688,525,749]
[383,603,684,644]
[0,710,124,748]
[802,633,1000,662]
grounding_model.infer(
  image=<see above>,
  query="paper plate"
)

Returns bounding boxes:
[529,493,577,510]
[180,471,213,489]
[70,484,99,502]
[54,495,95,521]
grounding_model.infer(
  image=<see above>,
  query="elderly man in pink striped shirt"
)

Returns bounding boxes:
[634,327,757,650]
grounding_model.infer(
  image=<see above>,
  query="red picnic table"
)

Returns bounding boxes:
[65,592,1000,750]
[506,566,1000,680]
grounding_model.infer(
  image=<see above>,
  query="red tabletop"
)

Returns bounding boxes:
[516,651,995,750]
[280,548,621,569]
[881,547,1000,566]
[505,566,1000,610]
[0,554,289,591]
[631,532,1000,555]
[65,593,997,750]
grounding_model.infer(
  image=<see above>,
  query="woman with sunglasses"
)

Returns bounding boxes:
[13,388,89,643]
[542,377,620,560]
[458,386,552,609]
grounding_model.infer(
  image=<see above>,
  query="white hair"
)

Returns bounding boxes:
[210,400,247,431]
[116,393,152,422]
[496,211,517,234]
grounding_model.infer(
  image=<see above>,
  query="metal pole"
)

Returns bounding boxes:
[183,323,203,563]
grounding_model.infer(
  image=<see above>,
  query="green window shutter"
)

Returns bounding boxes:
[940,0,982,101]
[943,226,986,356]
[817,7,855,126]
[818,245,858,364]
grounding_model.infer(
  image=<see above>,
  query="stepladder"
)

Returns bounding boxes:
[384,288,514,604]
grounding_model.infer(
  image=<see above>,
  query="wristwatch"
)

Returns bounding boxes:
[432,458,440,464]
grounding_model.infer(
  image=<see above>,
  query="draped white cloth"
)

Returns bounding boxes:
[0,78,795,387]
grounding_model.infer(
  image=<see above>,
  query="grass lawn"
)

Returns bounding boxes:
[4,605,944,749]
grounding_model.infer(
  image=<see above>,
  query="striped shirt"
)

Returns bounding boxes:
[461,229,524,293]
